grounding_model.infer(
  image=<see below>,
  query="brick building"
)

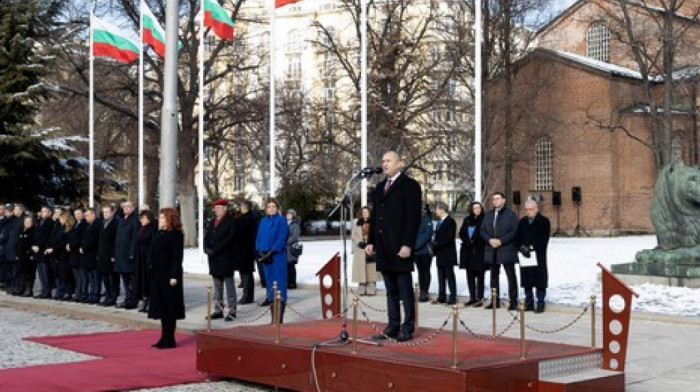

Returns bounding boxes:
[485,0,700,235]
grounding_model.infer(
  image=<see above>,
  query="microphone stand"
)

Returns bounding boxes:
[320,171,379,348]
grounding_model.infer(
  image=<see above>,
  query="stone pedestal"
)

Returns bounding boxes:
[611,262,700,288]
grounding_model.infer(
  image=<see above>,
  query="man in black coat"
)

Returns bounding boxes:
[480,192,520,310]
[33,206,54,298]
[67,209,87,301]
[0,204,11,289]
[98,205,120,306]
[432,202,457,305]
[114,200,140,309]
[4,204,25,292]
[517,199,551,313]
[233,200,257,304]
[79,208,101,303]
[366,151,422,342]
[205,199,237,321]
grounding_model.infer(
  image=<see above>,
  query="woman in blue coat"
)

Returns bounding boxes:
[255,198,289,321]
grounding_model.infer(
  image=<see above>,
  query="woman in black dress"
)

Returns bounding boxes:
[136,210,157,313]
[148,208,185,349]
[459,202,486,307]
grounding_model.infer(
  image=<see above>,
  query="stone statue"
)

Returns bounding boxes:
[635,163,700,265]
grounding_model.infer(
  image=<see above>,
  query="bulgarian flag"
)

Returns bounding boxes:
[204,0,235,40]
[141,2,167,57]
[275,0,302,7]
[91,15,139,63]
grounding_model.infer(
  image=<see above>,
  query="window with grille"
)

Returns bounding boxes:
[534,137,553,191]
[287,54,302,81]
[287,29,302,52]
[323,53,335,78]
[587,22,610,62]
[672,135,684,163]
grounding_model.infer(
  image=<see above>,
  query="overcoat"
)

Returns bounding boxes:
[148,230,185,321]
[459,214,485,271]
[17,227,36,275]
[367,173,422,273]
[286,217,301,264]
[114,213,139,273]
[97,218,118,274]
[32,218,54,264]
[80,219,100,269]
[5,216,24,264]
[414,214,434,256]
[46,222,69,279]
[0,217,10,261]
[232,211,257,273]
[67,220,87,268]
[255,214,288,265]
[433,215,457,267]
[351,220,381,283]
[204,215,236,277]
[517,213,551,289]
[480,207,519,265]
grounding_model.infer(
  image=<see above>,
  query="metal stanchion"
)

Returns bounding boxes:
[206,284,212,331]
[590,295,597,348]
[275,291,282,343]
[272,281,280,343]
[352,295,359,354]
[491,288,497,338]
[451,305,459,368]
[414,283,419,329]
[519,300,526,360]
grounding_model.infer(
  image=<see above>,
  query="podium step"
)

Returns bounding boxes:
[539,369,624,392]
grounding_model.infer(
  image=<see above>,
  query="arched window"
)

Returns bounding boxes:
[534,137,553,191]
[671,134,684,163]
[587,22,610,62]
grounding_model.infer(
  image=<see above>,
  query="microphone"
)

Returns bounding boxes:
[357,167,383,178]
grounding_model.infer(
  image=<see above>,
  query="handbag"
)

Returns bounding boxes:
[290,242,303,257]
[257,250,274,264]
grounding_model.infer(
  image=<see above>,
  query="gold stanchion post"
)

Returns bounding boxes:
[491,288,497,338]
[274,291,282,343]
[590,295,596,348]
[519,300,526,360]
[206,284,212,331]
[352,295,359,354]
[451,305,459,368]
[414,283,419,329]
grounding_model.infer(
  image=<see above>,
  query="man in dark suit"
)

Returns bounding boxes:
[0,204,8,289]
[366,151,422,342]
[517,199,551,313]
[67,209,87,301]
[432,202,457,305]
[205,199,238,321]
[233,200,257,304]
[79,208,101,303]
[114,200,140,309]
[480,192,520,310]
[33,206,54,298]
[98,205,119,306]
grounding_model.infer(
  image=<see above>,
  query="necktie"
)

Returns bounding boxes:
[384,179,393,194]
[493,209,499,234]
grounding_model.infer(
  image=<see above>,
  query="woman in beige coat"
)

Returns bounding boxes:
[352,207,381,295]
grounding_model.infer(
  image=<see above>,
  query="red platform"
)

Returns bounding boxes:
[197,319,624,392]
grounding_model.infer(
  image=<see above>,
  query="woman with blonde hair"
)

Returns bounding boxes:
[352,207,381,295]
[46,210,74,300]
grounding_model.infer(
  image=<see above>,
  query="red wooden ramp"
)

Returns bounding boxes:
[197,319,623,392]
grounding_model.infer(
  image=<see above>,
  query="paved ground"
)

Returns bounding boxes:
[1,273,699,391]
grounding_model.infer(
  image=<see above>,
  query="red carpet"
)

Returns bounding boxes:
[0,330,207,392]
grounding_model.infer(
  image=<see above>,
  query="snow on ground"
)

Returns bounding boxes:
[185,235,700,317]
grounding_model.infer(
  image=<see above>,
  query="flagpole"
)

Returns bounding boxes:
[138,0,145,209]
[89,13,95,208]
[474,0,482,202]
[269,0,276,197]
[360,0,368,206]
[198,0,206,262]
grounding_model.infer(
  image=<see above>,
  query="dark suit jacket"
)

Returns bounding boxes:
[33,218,54,264]
[205,215,236,277]
[97,218,118,274]
[80,219,100,269]
[433,215,457,267]
[517,213,551,288]
[115,213,139,273]
[233,211,258,273]
[368,173,422,273]
[67,220,87,268]
[6,216,24,263]
[480,207,519,265]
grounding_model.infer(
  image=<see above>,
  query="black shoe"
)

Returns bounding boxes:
[21,291,33,298]
[431,298,446,305]
[418,294,430,303]
[115,302,126,309]
[525,303,535,312]
[156,342,176,349]
[238,298,253,305]
[535,304,545,314]
[446,298,457,305]
[371,327,399,340]
[151,340,163,348]
[396,330,413,342]
[508,303,518,311]
[472,300,484,307]
[102,299,116,307]
[208,311,224,320]
[288,284,297,289]
[465,299,479,307]
[224,312,236,322]
[259,299,272,306]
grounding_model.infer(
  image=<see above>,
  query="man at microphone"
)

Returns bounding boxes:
[365,151,422,342]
